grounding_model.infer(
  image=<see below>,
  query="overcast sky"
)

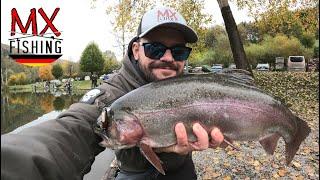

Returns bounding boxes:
[1,0,252,62]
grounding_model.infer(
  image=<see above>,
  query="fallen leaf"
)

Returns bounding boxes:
[292,175,304,180]
[255,166,261,171]
[227,150,236,155]
[273,173,280,178]
[253,160,260,167]
[272,163,279,168]
[212,172,221,178]
[278,169,287,177]
[292,161,301,168]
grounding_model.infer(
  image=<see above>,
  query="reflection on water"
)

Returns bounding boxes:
[1,91,84,134]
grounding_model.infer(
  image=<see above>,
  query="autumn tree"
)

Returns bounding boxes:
[106,0,155,57]
[8,72,27,85]
[52,64,64,80]
[80,42,105,75]
[104,50,121,74]
[232,0,319,38]
[38,65,54,81]
[237,22,259,44]
[245,34,312,66]
[59,60,81,78]
[162,0,212,52]
[104,0,212,59]
[60,60,71,77]
[1,44,40,84]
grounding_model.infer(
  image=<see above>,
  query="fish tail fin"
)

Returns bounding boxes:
[259,133,281,155]
[285,117,311,165]
[139,143,165,175]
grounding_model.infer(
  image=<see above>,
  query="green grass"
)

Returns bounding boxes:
[8,83,38,92]
[8,79,103,93]
[72,80,92,90]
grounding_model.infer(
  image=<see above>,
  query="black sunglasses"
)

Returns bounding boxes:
[141,42,192,61]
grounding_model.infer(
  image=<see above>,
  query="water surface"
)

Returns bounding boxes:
[1,91,83,134]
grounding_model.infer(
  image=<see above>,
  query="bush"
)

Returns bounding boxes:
[314,43,319,58]
[191,50,233,68]
[299,32,316,48]
[189,51,209,67]
[52,64,64,79]
[245,34,312,67]
[8,72,27,85]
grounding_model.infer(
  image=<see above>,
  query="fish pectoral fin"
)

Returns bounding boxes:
[285,117,311,165]
[139,143,165,175]
[259,133,281,155]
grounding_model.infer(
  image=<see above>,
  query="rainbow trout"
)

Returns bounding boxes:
[95,70,310,175]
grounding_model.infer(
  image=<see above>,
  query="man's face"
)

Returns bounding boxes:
[132,27,187,81]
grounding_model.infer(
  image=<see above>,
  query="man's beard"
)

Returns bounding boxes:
[138,61,182,82]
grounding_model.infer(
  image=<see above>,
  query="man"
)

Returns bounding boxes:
[91,73,98,88]
[1,6,224,180]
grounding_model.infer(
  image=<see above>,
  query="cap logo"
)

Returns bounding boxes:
[157,9,178,22]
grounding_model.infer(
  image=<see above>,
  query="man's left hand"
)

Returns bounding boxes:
[154,122,224,155]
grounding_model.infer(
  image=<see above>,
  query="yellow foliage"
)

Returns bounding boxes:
[39,95,55,113]
[9,96,29,105]
[8,72,27,85]
[234,0,318,36]
[38,65,54,81]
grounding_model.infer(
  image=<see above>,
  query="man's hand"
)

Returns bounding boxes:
[155,122,224,155]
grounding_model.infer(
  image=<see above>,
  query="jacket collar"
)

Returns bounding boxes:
[118,54,148,89]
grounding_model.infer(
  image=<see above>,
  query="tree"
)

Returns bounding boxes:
[162,0,213,53]
[52,64,64,79]
[217,0,253,75]
[8,72,27,85]
[60,60,71,77]
[104,0,212,58]
[245,34,312,66]
[104,50,121,74]
[105,0,155,57]
[80,42,105,75]
[299,32,316,48]
[233,0,319,38]
[1,44,40,84]
[53,97,65,111]
[237,22,259,44]
[38,65,54,81]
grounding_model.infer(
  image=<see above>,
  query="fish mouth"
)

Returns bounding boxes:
[96,109,143,149]
[99,132,136,150]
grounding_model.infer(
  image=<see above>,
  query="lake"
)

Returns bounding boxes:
[1,91,115,179]
[1,91,84,134]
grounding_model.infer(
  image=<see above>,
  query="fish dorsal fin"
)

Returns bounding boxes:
[217,69,255,86]
[219,68,252,76]
[139,143,165,175]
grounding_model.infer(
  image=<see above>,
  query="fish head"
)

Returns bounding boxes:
[97,107,143,149]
